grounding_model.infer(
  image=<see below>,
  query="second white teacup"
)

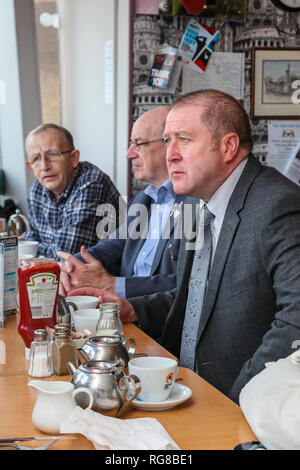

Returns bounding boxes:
[72,308,100,333]
[128,356,178,402]
[66,295,99,311]
[18,240,39,257]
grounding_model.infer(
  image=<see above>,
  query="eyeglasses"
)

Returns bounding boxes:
[129,139,164,152]
[28,149,74,167]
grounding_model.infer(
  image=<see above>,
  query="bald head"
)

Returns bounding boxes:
[127,106,170,187]
[135,106,170,141]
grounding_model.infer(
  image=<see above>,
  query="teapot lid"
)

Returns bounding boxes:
[79,360,122,374]
[86,336,119,346]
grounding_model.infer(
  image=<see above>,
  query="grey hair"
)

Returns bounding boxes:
[25,123,74,152]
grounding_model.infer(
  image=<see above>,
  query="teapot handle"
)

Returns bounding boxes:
[121,337,136,358]
[115,374,141,418]
[73,387,94,410]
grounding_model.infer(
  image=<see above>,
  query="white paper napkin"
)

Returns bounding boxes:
[60,406,180,450]
[239,351,300,450]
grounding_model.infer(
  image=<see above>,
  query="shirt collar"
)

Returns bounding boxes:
[144,179,176,203]
[204,157,248,222]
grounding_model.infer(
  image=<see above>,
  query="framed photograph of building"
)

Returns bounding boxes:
[251,47,300,119]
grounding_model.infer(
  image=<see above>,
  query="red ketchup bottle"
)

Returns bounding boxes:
[18,258,60,357]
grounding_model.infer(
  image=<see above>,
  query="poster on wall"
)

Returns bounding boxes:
[178,18,219,72]
[284,146,300,185]
[148,44,178,88]
[268,120,300,175]
[158,0,247,22]
[181,52,245,100]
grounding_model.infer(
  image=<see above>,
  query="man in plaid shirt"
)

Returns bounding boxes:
[23,123,122,259]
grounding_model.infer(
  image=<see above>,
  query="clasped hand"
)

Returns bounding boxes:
[57,245,116,296]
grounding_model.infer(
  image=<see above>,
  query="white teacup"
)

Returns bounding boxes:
[65,295,99,312]
[72,308,100,333]
[18,240,39,257]
[128,356,178,402]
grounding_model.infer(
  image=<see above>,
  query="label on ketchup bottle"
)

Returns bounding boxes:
[18,258,60,349]
[26,272,59,319]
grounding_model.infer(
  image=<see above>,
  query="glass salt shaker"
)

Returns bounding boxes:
[51,324,77,376]
[96,302,123,338]
[28,329,53,377]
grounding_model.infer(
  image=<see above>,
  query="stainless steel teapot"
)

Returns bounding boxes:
[67,360,141,416]
[8,209,29,236]
[80,336,136,368]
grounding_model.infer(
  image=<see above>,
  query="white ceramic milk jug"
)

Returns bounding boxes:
[28,380,93,434]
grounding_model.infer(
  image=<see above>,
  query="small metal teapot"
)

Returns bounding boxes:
[80,336,136,368]
[67,360,141,416]
[8,209,29,236]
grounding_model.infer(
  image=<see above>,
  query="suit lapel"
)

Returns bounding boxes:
[125,192,152,275]
[196,155,262,342]
[196,207,240,341]
[150,194,186,274]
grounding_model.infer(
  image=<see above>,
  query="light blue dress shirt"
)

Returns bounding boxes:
[115,179,176,298]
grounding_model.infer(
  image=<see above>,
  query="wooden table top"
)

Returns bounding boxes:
[0,316,256,450]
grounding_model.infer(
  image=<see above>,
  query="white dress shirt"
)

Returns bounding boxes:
[201,157,248,261]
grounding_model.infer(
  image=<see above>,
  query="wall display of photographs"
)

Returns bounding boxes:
[132,0,300,193]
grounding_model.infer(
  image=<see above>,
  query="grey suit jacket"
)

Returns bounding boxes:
[79,189,185,298]
[130,155,300,403]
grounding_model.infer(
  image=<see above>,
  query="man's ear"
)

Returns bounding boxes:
[71,149,80,168]
[221,133,240,163]
[25,161,33,172]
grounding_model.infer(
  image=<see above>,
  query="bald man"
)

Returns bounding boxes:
[58,107,185,299]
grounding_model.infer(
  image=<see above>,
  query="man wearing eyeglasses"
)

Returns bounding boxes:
[23,123,121,258]
[58,106,184,298]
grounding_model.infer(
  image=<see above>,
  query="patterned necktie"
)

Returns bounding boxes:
[180,205,214,370]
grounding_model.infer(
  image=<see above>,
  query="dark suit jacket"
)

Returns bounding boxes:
[80,190,185,298]
[130,155,300,403]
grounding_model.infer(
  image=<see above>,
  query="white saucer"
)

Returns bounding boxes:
[132,383,192,411]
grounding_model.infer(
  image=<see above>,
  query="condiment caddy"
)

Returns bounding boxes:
[22,298,143,425]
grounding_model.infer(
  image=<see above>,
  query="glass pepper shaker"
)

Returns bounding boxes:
[28,329,53,377]
[96,302,123,339]
[51,324,77,375]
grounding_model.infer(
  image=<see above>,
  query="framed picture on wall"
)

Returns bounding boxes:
[251,47,300,120]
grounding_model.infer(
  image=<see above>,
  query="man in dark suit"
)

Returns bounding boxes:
[58,106,184,298]
[69,90,300,403]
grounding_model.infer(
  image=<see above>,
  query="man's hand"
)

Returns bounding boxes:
[58,270,71,296]
[57,246,116,294]
[67,287,137,323]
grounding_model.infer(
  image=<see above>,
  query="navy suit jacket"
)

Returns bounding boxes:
[80,190,185,298]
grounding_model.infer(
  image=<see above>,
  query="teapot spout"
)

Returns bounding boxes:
[67,361,78,376]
